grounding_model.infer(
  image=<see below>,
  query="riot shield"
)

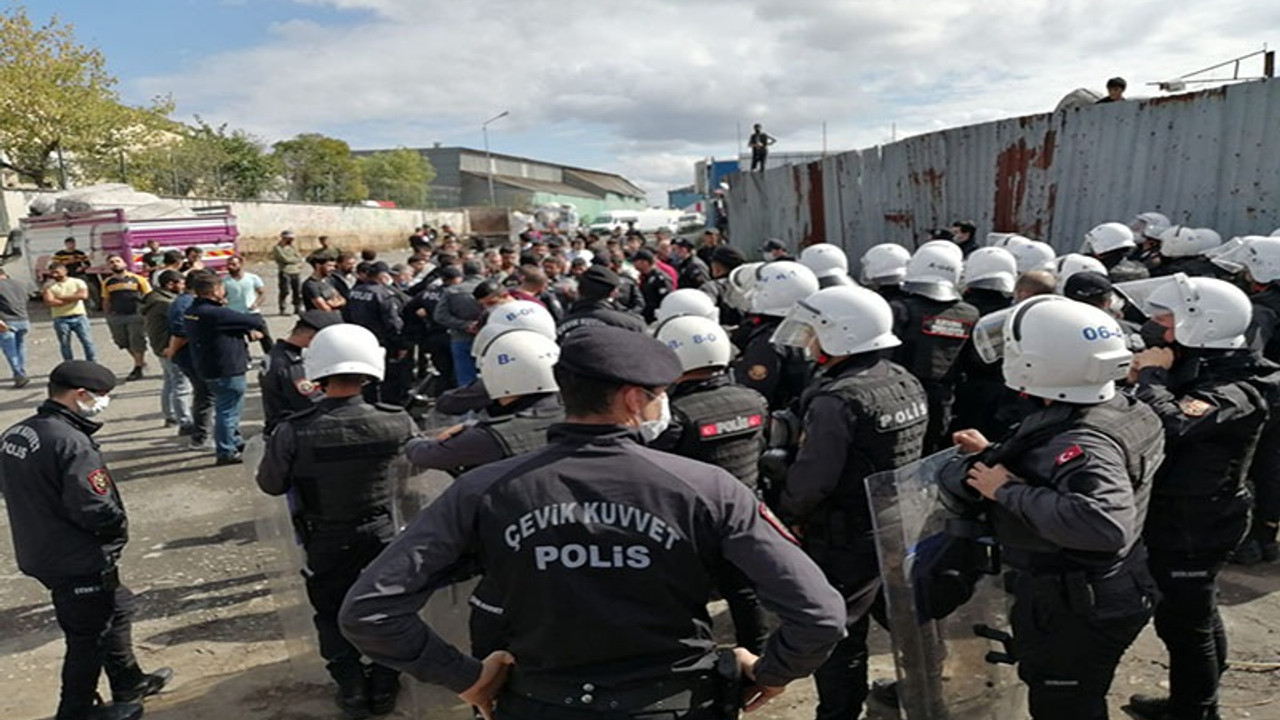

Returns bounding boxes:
[866,448,1026,720]
[244,434,323,678]
[389,455,481,720]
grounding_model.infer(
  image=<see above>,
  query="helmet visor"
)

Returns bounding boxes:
[769,315,818,350]
[971,306,1015,364]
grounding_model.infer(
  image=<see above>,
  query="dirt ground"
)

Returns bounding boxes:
[1,264,1277,720]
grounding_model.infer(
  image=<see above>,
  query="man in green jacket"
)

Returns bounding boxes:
[271,229,305,315]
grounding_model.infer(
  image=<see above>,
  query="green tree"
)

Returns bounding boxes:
[0,6,171,188]
[272,133,366,204]
[359,148,435,208]
[116,118,279,199]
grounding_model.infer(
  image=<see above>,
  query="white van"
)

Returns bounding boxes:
[588,208,682,235]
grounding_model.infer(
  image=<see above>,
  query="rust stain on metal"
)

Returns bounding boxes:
[1139,86,1226,109]
[993,138,1033,233]
[883,212,912,227]
[1034,130,1057,170]
[806,163,826,245]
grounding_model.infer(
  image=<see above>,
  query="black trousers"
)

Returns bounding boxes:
[1148,550,1231,719]
[423,332,456,395]
[303,522,399,686]
[808,541,885,720]
[750,149,767,172]
[278,271,302,313]
[48,572,144,719]
[1247,416,1280,545]
[1010,568,1154,720]
[179,363,213,442]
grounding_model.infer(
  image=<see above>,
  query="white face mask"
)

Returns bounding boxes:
[76,392,110,418]
[639,394,672,443]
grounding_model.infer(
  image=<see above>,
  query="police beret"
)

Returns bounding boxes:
[50,360,117,394]
[762,238,787,252]
[1063,271,1113,300]
[368,261,391,276]
[579,265,621,291]
[633,248,656,263]
[672,238,695,249]
[710,245,745,268]
[298,309,343,331]
[556,326,682,387]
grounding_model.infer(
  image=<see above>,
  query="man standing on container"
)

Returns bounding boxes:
[749,123,776,172]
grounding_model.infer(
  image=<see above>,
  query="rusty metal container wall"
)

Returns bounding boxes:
[726,79,1280,270]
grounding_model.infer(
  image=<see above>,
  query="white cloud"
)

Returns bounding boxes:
[135,0,1278,200]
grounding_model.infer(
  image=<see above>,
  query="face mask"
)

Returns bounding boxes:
[639,394,672,443]
[76,392,110,417]
[1139,319,1172,349]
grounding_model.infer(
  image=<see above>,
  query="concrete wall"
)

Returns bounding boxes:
[0,189,467,258]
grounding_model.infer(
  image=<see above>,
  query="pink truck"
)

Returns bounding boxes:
[4,205,239,295]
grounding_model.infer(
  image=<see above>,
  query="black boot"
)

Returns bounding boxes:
[83,703,144,720]
[334,668,371,720]
[114,667,174,704]
[369,667,401,716]
[1127,694,1222,720]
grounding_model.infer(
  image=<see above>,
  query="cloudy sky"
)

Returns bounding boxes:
[41,0,1279,202]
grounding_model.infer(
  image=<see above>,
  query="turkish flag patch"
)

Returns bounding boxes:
[87,468,113,495]
[1055,445,1084,466]
[759,502,799,545]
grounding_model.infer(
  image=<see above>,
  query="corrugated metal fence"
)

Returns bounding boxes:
[727,79,1280,263]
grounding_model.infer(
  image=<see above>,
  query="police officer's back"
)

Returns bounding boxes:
[730,261,818,411]
[799,244,856,290]
[556,265,647,340]
[1,362,172,720]
[771,286,927,720]
[1083,222,1150,283]
[1126,275,1277,720]
[257,325,417,718]
[889,241,979,452]
[954,296,1163,720]
[260,310,343,434]
[651,315,771,654]
[340,326,846,720]
[952,248,1023,439]
[1148,226,1230,280]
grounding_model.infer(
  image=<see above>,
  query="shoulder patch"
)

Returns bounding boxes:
[746,364,769,381]
[293,377,320,397]
[759,502,799,545]
[1055,445,1085,466]
[1178,398,1213,417]
[921,315,974,339]
[87,468,113,496]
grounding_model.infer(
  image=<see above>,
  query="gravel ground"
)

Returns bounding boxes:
[1,264,1276,719]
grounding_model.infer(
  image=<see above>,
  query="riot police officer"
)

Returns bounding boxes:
[1083,222,1149,282]
[1150,226,1229,279]
[1,361,172,720]
[257,325,418,718]
[340,326,847,720]
[1124,274,1278,720]
[951,247,1019,439]
[957,296,1164,720]
[405,329,564,474]
[730,261,819,411]
[858,243,911,303]
[890,241,980,452]
[799,244,855,289]
[651,314,770,653]
[770,286,928,720]
[260,310,344,433]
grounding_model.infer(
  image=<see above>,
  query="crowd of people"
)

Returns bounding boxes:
[3,211,1280,720]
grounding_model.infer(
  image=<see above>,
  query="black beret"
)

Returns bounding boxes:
[50,360,117,394]
[710,245,745,268]
[556,326,681,387]
[298,309,343,331]
[762,238,787,252]
[440,265,463,280]
[672,238,695,249]
[633,248,656,263]
[368,261,391,275]
[1063,271,1113,300]
[579,265,621,291]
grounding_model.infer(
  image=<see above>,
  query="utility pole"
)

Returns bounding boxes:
[483,110,510,206]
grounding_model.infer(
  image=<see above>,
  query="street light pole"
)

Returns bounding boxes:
[482,110,510,207]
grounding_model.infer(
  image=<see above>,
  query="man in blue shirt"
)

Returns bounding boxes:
[165,270,214,447]
[185,273,266,465]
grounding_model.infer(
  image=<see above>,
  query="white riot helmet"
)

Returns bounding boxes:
[1272,228,1280,237]
[1131,211,1171,240]
[1141,273,1251,349]
[1082,222,1136,255]
[961,247,1017,294]
[471,300,557,357]
[859,243,911,286]
[478,329,561,397]
[1225,236,1280,283]
[654,315,732,372]
[902,241,963,301]
[1158,225,1221,258]
[800,244,850,279]
[771,285,900,356]
[725,261,764,312]
[1010,240,1056,273]
[1053,254,1108,293]
[655,288,719,324]
[972,295,1132,403]
[750,261,820,316]
[992,234,1033,249]
[304,324,386,381]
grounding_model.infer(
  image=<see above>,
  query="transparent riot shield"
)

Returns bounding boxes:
[866,448,1026,720]
[243,434,322,678]
[389,455,481,720]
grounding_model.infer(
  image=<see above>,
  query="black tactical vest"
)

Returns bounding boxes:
[290,401,414,522]
[892,295,980,382]
[742,318,812,410]
[809,360,928,516]
[669,376,768,489]
[477,395,565,460]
